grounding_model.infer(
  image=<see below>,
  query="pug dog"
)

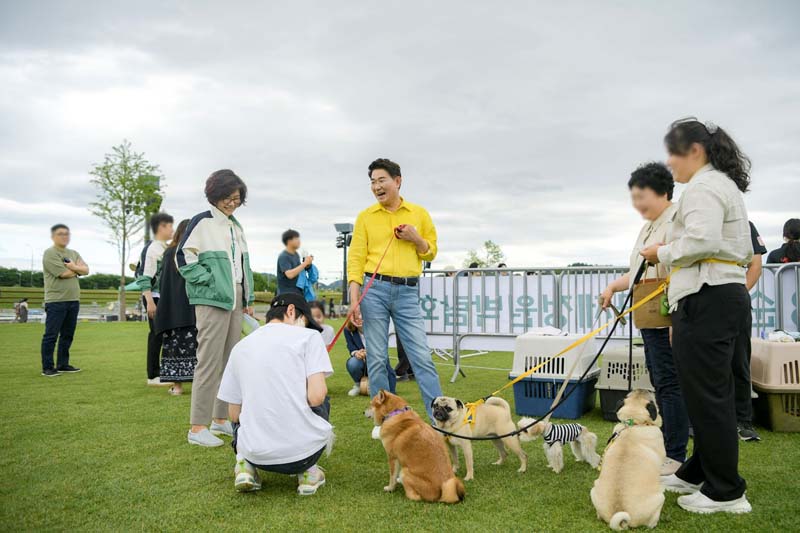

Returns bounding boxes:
[431,396,527,481]
[591,389,666,530]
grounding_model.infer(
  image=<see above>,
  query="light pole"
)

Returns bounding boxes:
[334,223,354,306]
[26,244,34,287]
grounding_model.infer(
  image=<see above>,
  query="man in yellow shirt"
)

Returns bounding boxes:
[348,158,442,417]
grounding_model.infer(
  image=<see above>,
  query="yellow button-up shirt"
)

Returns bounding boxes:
[347,198,438,285]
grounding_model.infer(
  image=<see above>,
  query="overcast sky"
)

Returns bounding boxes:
[1,1,798,282]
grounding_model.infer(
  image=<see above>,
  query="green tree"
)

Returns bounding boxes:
[463,240,506,268]
[90,141,164,320]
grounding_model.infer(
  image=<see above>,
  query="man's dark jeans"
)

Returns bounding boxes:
[41,300,80,371]
[232,397,331,475]
[640,327,689,462]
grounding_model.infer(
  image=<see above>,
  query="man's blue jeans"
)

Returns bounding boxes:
[346,356,396,392]
[41,300,80,371]
[360,277,441,418]
[641,327,689,462]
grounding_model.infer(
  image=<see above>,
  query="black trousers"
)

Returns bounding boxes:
[144,296,162,379]
[41,301,80,371]
[394,336,414,376]
[233,397,330,475]
[672,283,749,501]
[734,330,754,425]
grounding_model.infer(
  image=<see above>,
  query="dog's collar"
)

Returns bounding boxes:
[383,406,411,421]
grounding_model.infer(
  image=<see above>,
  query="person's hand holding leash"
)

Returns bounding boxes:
[395,224,430,254]
[640,243,663,264]
[599,285,614,309]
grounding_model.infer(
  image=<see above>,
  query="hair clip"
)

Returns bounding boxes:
[704,121,719,135]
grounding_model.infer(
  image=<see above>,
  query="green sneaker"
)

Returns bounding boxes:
[297,466,325,496]
[234,459,262,492]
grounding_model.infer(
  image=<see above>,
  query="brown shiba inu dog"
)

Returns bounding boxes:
[371,391,465,503]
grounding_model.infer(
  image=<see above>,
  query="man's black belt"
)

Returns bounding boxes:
[366,273,419,287]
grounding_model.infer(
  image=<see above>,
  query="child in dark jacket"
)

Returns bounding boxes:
[344,319,396,397]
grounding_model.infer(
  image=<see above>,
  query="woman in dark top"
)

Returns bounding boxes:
[766,218,800,264]
[155,219,197,395]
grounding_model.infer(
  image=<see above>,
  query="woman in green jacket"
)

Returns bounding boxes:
[177,169,255,447]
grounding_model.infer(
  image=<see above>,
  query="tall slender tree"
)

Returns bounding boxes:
[463,240,506,268]
[90,141,163,321]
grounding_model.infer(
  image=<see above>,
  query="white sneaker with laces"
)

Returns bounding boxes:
[297,466,326,496]
[661,474,702,494]
[234,459,262,492]
[187,428,224,447]
[210,420,234,437]
[348,384,360,397]
[677,491,752,514]
[660,458,683,477]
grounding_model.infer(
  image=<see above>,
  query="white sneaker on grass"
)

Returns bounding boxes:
[234,459,262,492]
[187,429,224,447]
[660,458,682,477]
[147,377,171,386]
[661,474,702,494]
[348,384,360,397]
[677,491,752,514]
[210,420,234,437]
[297,466,325,496]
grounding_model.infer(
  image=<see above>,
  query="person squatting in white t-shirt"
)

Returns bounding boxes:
[217,293,334,496]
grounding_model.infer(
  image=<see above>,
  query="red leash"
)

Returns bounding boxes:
[326,236,395,353]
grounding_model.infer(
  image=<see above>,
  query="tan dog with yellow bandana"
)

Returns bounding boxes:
[431,396,527,481]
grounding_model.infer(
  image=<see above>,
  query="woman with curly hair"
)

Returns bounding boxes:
[641,118,754,515]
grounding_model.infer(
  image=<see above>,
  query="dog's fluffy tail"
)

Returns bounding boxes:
[610,511,630,531]
[439,477,466,504]
[581,430,601,468]
[485,397,511,412]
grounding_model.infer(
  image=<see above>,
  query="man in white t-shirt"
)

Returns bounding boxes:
[218,293,334,496]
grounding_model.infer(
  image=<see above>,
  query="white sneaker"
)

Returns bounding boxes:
[660,458,683,477]
[297,466,326,496]
[661,474,702,494]
[147,377,172,386]
[677,491,752,514]
[234,459,262,492]
[187,428,224,447]
[348,384,361,397]
[210,420,234,437]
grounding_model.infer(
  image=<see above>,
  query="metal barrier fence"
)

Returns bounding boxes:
[419,263,800,382]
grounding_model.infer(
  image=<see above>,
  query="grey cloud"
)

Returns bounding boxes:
[1,1,799,278]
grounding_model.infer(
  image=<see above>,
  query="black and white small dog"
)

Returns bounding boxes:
[517,418,600,473]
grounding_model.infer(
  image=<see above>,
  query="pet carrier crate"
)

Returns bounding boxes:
[510,332,599,381]
[511,370,600,420]
[751,338,800,432]
[595,346,653,422]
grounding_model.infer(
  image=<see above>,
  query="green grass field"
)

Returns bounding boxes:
[1,322,796,532]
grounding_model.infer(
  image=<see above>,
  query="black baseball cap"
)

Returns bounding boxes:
[269,293,323,332]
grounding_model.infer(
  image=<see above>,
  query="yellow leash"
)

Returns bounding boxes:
[460,258,742,425]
